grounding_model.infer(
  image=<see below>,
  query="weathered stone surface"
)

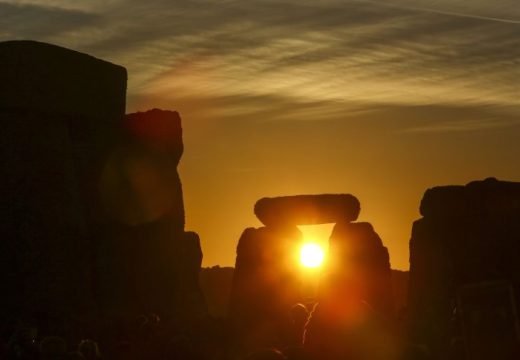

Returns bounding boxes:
[100,109,185,227]
[323,221,394,317]
[94,108,201,322]
[408,178,520,357]
[304,222,397,360]
[229,225,303,354]
[255,194,360,226]
[125,109,184,160]
[175,231,208,323]
[94,218,206,324]
[420,177,520,218]
[0,41,127,326]
[95,109,204,323]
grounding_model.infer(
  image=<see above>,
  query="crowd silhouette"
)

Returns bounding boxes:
[0,301,415,360]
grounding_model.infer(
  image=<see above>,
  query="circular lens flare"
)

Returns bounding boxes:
[300,243,325,268]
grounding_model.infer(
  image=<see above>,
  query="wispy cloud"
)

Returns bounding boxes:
[0,2,101,39]
[402,117,520,133]
[1,0,519,114]
[354,0,520,24]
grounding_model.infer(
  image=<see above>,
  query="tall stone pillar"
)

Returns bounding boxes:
[96,109,206,323]
[408,178,520,359]
[0,40,126,328]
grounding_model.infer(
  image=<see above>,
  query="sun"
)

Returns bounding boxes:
[300,242,325,268]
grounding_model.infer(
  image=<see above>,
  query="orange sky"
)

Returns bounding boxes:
[163,100,520,270]
[3,0,520,269]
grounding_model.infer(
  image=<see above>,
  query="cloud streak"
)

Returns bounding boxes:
[0,2,101,39]
[2,0,519,111]
[354,0,520,24]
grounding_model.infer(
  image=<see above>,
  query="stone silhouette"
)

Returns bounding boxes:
[391,270,409,315]
[230,224,303,354]
[100,109,184,227]
[230,194,394,356]
[95,109,206,322]
[408,178,520,359]
[199,266,235,318]
[303,222,397,360]
[323,221,394,317]
[0,41,205,333]
[255,194,360,226]
[0,40,126,325]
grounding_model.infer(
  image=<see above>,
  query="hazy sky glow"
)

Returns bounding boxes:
[2,0,519,269]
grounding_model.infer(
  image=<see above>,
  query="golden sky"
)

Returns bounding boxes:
[2,0,519,269]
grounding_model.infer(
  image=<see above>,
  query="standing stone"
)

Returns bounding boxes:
[323,221,394,317]
[0,40,126,329]
[230,194,372,355]
[303,222,397,360]
[408,178,520,358]
[100,109,184,228]
[96,109,205,323]
[229,225,303,354]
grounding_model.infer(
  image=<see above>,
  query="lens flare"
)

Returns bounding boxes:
[300,243,325,268]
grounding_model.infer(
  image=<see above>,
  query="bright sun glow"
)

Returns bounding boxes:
[300,243,325,268]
